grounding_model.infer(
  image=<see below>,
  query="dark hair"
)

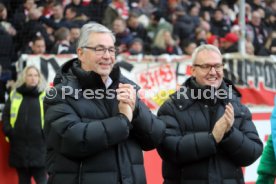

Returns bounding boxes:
[151,10,163,22]
[214,8,223,14]
[54,27,70,41]
[32,36,45,43]
[129,38,143,46]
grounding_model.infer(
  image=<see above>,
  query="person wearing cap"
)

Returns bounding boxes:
[207,35,219,47]
[157,44,263,184]
[128,38,144,55]
[220,32,239,53]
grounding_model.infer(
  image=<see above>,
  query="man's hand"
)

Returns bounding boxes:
[224,103,234,132]
[116,83,136,122]
[116,83,136,111]
[212,103,234,143]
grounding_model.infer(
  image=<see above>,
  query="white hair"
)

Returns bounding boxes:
[77,22,116,49]
[191,44,222,64]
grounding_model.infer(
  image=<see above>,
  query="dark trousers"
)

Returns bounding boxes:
[16,167,47,184]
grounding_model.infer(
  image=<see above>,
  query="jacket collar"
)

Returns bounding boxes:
[170,77,239,111]
[71,60,121,90]
[53,58,140,99]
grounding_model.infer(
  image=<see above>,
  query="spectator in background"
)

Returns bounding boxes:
[102,0,129,29]
[127,11,151,53]
[0,3,16,71]
[200,0,216,14]
[195,28,208,46]
[220,32,239,53]
[230,25,241,36]
[200,10,211,22]
[259,31,276,56]
[151,29,178,55]
[198,20,212,37]
[207,35,219,47]
[24,36,46,54]
[249,0,264,12]
[264,11,276,34]
[130,0,155,17]
[2,65,47,184]
[147,9,173,41]
[127,38,144,55]
[188,2,201,28]
[150,0,167,15]
[119,37,145,59]
[172,8,196,44]
[0,3,16,37]
[69,25,81,52]
[64,0,86,20]
[86,0,109,24]
[37,2,73,30]
[64,6,87,28]
[245,41,255,55]
[112,17,134,53]
[265,0,276,17]
[164,0,185,22]
[0,21,17,70]
[157,44,263,184]
[182,40,197,56]
[173,34,183,55]
[12,0,38,33]
[246,10,268,55]
[44,22,165,184]
[0,70,14,104]
[16,5,54,54]
[210,8,231,37]
[218,1,236,22]
[51,27,74,54]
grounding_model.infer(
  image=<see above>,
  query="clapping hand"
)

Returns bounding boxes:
[116,83,136,122]
[212,103,234,143]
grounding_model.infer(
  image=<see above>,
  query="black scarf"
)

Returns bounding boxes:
[16,84,40,97]
[187,77,228,106]
[71,61,121,90]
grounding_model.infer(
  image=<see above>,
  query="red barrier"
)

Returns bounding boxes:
[144,150,163,184]
[0,122,18,184]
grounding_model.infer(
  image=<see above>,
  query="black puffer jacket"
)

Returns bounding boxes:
[157,77,263,184]
[44,58,165,184]
[2,85,46,168]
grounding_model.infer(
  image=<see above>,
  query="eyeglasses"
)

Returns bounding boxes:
[193,64,224,72]
[82,46,118,56]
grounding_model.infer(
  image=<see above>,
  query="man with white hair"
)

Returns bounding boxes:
[44,22,165,184]
[157,44,263,184]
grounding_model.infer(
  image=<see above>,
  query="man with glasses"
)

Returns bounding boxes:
[44,22,165,184]
[157,44,263,184]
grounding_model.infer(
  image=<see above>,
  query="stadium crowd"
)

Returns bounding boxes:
[0,0,275,100]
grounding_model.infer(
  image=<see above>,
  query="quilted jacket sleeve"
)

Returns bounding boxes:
[157,100,217,164]
[44,88,132,159]
[219,104,263,166]
[131,98,165,151]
